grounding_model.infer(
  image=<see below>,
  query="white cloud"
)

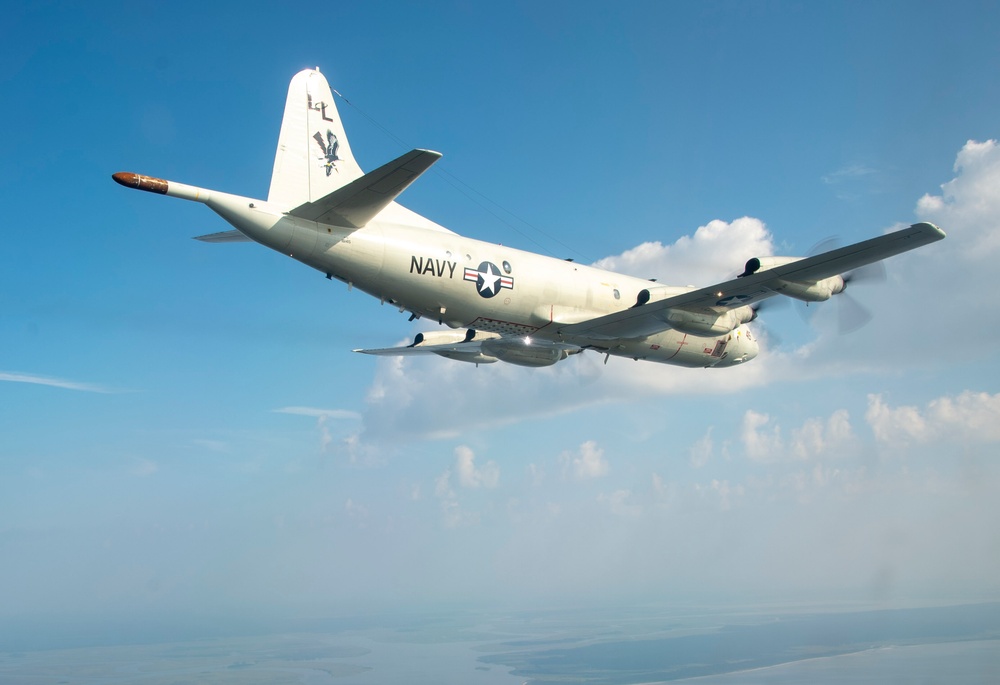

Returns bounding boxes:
[432,449,497,528]
[695,479,743,511]
[689,428,714,468]
[598,489,641,517]
[562,440,609,480]
[822,163,878,185]
[790,409,854,460]
[434,469,454,500]
[593,216,773,285]
[0,371,113,393]
[344,498,368,521]
[917,139,1000,258]
[274,406,362,454]
[273,407,362,420]
[742,410,783,463]
[742,409,855,463]
[527,463,545,487]
[129,457,159,477]
[866,391,1000,445]
[454,445,500,488]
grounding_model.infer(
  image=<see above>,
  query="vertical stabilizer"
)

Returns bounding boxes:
[267,68,364,209]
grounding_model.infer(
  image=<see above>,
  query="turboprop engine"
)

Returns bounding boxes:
[410,330,500,365]
[634,286,755,336]
[738,256,846,302]
[662,306,756,337]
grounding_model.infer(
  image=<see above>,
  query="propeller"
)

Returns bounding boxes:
[799,238,888,334]
[749,297,789,348]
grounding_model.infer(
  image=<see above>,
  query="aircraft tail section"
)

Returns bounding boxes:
[267,68,364,210]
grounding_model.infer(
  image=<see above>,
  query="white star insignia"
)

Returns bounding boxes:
[478,263,501,296]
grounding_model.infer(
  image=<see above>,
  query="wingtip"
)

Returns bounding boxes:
[912,221,947,239]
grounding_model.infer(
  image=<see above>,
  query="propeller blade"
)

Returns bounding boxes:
[844,260,887,286]
[837,292,873,334]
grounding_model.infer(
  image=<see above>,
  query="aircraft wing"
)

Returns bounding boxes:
[557,222,946,341]
[355,342,476,357]
[356,333,582,367]
[288,148,441,228]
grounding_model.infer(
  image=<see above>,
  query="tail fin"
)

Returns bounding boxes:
[267,68,364,210]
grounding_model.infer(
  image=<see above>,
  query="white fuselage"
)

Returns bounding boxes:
[204,189,758,368]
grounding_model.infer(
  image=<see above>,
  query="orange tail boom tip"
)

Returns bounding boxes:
[112,172,168,195]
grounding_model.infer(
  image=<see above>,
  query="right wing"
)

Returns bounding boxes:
[557,222,946,341]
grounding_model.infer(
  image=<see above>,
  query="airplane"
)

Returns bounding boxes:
[113,68,945,369]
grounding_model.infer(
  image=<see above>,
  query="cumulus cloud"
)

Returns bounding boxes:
[742,410,783,463]
[431,446,499,527]
[454,445,500,488]
[695,479,743,511]
[598,489,641,517]
[917,139,1000,257]
[866,391,1000,445]
[274,406,362,453]
[742,409,855,463]
[593,216,773,285]
[689,429,714,468]
[562,440,609,479]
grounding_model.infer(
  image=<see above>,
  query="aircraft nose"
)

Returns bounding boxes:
[731,327,759,364]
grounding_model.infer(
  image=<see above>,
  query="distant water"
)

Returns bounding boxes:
[669,640,1000,685]
[1,603,998,684]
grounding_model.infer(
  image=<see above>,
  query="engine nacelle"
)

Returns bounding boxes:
[480,337,575,367]
[739,255,802,275]
[771,275,845,302]
[738,255,846,302]
[663,305,755,337]
[410,329,501,364]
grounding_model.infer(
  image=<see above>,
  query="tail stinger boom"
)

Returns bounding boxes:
[267,68,364,210]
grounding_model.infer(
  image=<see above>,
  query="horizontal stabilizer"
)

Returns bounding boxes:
[193,230,253,243]
[288,149,442,228]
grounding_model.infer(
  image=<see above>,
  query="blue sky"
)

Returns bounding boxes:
[3,1,1000,636]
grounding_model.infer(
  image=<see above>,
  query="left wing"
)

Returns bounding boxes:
[357,332,582,367]
[558,222,945,341]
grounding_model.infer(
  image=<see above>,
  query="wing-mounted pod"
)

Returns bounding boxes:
[632,285,756,337]
[480,336,581,368]
[662,307,756,337]
[739,255,845,303]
